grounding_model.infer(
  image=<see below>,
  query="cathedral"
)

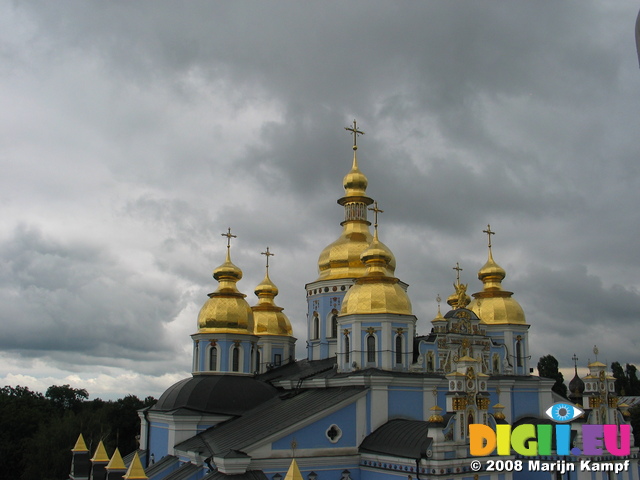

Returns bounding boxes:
[69,122,637,480]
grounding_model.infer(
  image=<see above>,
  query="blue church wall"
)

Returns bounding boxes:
[272,401,357,450]
[511,389,539,420]
[388,387,422,420]
[149,422,169,460]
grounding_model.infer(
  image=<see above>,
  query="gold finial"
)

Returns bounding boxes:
[453,262,463,285]
[345,119,365,151]
[368,201,384,229]
[593,345,599,361]
[261,247,274,271]
[221,227,237,249]
[483,224,495,250]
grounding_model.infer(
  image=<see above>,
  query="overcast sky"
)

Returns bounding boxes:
[1,1,639,400]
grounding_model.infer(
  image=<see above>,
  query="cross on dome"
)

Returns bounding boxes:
[453,262,463,284]
[345,119,365,151]
[368,201,384,229]
[261,246,274,270]
[483,224,495,250]
[221,227,237,249]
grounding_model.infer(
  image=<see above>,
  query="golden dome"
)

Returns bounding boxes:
[316,148,387,281]
[468,248,527,325]
[252,270,293,336]
[197,248,254,334]
[340,229,412,316]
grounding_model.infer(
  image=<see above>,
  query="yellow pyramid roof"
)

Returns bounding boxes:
[91,440,110,462]
[284,459,303,480]
[71,433,88,452]
[106,448,126,471]
[123,452,148,479]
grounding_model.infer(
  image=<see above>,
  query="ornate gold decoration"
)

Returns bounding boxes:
[453,397,467,410]
[209,340,218,346]
[343,329,349,336]
[366,327,376,335]
[468,226,526,325]
[396,328,404,334]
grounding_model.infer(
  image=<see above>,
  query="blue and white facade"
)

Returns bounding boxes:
[72,136,638,480]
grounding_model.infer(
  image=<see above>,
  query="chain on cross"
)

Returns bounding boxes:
[368,201,384,229]
[483,224,495,249]
[261,246,274,271]
[221,227,237,249]
[345,119,365,151]
[453,262,463,284]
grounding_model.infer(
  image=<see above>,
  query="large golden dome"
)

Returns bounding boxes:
[197,247,254,334]
[468,248,526,325]
[340,228,412,316]
[316,148,397,281]
[252,269,293,336]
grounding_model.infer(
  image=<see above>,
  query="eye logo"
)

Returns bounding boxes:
[545,402,584,422]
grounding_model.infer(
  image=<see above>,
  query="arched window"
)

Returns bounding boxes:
[367,335,376,364]
[516,340,522,367]
[256,349,261,373]
[193,341,199,372]
[331,314,338,338]
[232,346,240,372]
[210,346,218,371]
[345,335,350,364]
[395,335,403,365]
[313,315,319,340]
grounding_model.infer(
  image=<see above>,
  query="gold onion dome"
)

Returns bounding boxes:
[468,239,526,325]
[197,235,254,334]
[340,226,412,316]
[252,253,293,336]
[317,122,397,281]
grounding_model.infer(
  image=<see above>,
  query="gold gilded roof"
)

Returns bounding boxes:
[91,440,109,462]
[252,256,293,336]
[123,452,148,480]
[106,448,126,471]
[340,226,412,316]
[71,433,88,452]
[469,228,526,325]
[316,125,385,281]
[197,235,254,334]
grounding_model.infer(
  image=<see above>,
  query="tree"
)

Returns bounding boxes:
[45,384,88,413]
[537,355,568,398]
[612,362,628,395]
[626,364,640,395]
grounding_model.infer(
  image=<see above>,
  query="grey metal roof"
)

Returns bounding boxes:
[175,387,367,456]
[145,455,179,477]
[359,419,433,460]
[203,470,268,480]
[152,375,279,415]
[161,462,200,480]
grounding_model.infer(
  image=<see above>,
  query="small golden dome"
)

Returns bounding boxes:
[252,270,293,336]
[342,151,368,197]
[469,248,526,325]
[340,229,412,316]
[197,248,254,334]
[428,405,444,423]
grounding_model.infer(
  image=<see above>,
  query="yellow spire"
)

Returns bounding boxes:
[91,440,110,462]
[253,247,293,336]
[123,452,148,480]
[431,295,446,323]
[106,448,126,471]
[284,459,304,480]
[71,433,88,452]
[316,120,377,281]
[340,204,411,316]
[468,225,526,325]
[197,228,254,334]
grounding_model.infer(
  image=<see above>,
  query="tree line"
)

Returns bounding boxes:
[0,384,155,480]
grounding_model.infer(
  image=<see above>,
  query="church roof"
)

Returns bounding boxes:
[175,387,366,456]
[160,462,200,480]
[360,419,434,459]
[152,375,279,415]
[145,456,179,478]
[203,471,268,480]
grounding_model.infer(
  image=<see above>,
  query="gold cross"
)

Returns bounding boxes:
[221,227,237,248]
[345,119,365,151]
[453,262,463,284]
[572,353,579,368]
[261,246,274,270]
[483,224,495,249]
[368,201,384,228]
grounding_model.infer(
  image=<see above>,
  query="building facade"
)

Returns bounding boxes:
[71,124,638,480]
